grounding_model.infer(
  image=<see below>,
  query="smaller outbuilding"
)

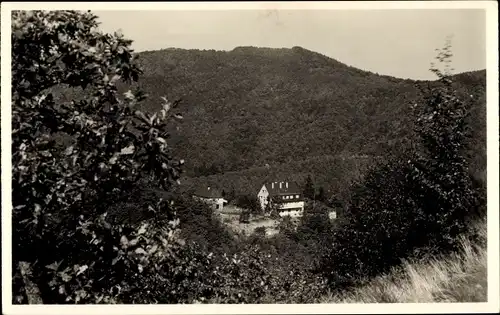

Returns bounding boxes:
[193,186,227,211]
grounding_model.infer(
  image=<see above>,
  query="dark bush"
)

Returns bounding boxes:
[234,194,261,214]
[11,10,185,303]
[174,195,238,254]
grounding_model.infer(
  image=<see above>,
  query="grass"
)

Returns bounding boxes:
[323,218,487,303]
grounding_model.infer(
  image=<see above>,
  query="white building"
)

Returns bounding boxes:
[193,186,227,211]
[257,181,305,217]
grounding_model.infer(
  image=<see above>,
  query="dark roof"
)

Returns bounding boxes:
[193,186,223,199]
[263,181,302,196]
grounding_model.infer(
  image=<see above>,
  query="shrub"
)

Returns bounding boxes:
[320,159,424,289]
[115,240,327,304]
[303,175,315,200]
[319,40,484,291]
[239,210,251,223]
[234,194,261,214]
[174,195,238,254]
[254,226,267,237]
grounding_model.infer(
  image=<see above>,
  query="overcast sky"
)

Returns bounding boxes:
[94,9,486,80]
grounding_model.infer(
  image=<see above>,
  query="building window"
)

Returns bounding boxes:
[295,195,299,198]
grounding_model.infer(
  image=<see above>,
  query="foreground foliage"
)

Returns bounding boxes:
[12,10,184,303]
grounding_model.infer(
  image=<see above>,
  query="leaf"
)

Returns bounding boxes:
[150,113,158,125]
[111,255,121,266]
[76,265,88,276]
[161,97,171,112]
[46,261,61,271]
[135,247,146,255]
[129,238,139,246]
[48,279,58,288]
[59,285,66,295]
[110,74,121,84]
[34,203,41,214]
[40,150,52,157]
[64,146,74,156]
[102,220,111,230]
[120,145,135,155]
[135,110,151,125]
[160,110,167,119]
[120,235,129,247]
[124,90,135,100]
[148,244,158,254]
[59,271,72,282]
[57,33,68,43]
[137,223,148,235]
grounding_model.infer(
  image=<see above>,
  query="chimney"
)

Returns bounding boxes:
[286,182,288,188]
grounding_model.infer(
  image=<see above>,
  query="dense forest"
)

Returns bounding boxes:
[121,47,486,199]
[11,10,487,305]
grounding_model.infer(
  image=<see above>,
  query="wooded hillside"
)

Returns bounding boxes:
[61,46,486,197]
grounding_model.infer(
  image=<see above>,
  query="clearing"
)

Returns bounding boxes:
[217,205,280,237]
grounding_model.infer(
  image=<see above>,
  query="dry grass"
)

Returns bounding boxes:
[323,218,487,303]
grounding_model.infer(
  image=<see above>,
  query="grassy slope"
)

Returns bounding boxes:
[322,218,487,303]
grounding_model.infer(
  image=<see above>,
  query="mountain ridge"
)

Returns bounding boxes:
[115,46,486,197]
[135,45,485,81]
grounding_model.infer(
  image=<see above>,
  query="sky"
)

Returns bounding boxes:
[94,9,486,80]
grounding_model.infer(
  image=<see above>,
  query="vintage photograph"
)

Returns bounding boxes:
[1,1,498,313]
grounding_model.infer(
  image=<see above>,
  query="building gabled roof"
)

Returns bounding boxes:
[193,186,223,199]
[262,181,302,196]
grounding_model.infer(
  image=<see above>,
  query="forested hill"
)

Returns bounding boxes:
[119,46,486,196]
